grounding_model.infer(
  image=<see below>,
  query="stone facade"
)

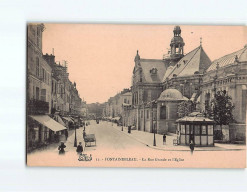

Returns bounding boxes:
[27,24,52,114]
[200,46,247,142]
[126,25,246,143]
[27,24,85,152]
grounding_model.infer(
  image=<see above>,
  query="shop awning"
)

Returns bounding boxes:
[54,115,66,127]
[63,117,74,123]
[30,115,67,132]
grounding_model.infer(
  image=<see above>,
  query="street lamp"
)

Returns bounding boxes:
[151,101,156,146]
[74,124,77,147]
[153,128,156,146]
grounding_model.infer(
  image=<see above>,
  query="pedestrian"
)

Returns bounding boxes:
[177,130,181,145]
[58,142,66,155]
[76,142,83,154]
[163,134,166,145]
[65,129,68,141]
[189,140,194,155]
[83,131,86,138]
[128,125,131,134]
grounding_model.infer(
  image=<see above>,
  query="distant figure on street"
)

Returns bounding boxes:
[163,134,166,145]
[177,130,181,145]
[65,130,68,141]
[83,131,86,138]
[58,142,66,155]
[128,125,131,134]
[189,140,194,155]
[76,142,83,154]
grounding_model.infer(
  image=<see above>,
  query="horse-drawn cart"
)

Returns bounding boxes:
[84,134,96,147]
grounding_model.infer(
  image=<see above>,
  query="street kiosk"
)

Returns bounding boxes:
[176,112,215,147]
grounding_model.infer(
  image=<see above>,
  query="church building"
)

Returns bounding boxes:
[125,25,246,142]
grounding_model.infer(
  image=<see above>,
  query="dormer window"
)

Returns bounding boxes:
[177,63,181,68]
[150,68,158,75]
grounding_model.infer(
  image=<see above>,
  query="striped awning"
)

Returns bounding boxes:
[30,115,67,132]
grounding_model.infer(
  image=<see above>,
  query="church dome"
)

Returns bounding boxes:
[158,88,188,101]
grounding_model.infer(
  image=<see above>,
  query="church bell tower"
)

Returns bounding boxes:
[170,26,185,61]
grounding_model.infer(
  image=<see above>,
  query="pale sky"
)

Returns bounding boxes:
[42,24,246,104]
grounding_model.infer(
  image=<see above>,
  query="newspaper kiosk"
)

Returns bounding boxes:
[176,112,215,146]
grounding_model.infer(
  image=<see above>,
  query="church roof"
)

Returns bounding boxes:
[162,65,174,82]
[139,59,167,83]
[207,45,247,72]
[164,46,211,80]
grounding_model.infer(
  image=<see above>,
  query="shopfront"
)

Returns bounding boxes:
[176,112,215,147]
[27,115,67,151]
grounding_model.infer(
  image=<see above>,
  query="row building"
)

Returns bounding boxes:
[26,23,86,152]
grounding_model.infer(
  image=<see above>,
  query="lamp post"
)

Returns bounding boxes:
[151,101,156,146]
[153,129,156,146]
[152,102,156,146]
[74,124,77,147]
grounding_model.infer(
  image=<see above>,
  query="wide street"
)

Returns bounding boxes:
[27,120,246,168]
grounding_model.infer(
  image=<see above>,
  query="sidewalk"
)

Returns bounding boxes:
[108,122,246,151]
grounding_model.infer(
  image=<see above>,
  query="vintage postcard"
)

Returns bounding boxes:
[26,23,246,168]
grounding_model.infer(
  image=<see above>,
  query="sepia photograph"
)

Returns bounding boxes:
[26,23,246,168]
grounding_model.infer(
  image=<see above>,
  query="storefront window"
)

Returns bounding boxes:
[186,124,190,134]
[202,125,207,135]
[208,125,213,135]
[201,136,207,145]
[208,135,214,145]
[180,135,185,144]
[195,136,200,145]
[181,125,185,134]
[194,125,200,135]
[186,135,190,145]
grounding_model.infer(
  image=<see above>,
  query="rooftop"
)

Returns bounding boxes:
[158,88,188,101]
[139,58,167,83]
[207,45,247,72]
[163,46,211,81]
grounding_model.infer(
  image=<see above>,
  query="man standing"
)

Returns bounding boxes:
[76,142,83,154]
[128,125,131,134]
[163,134,166,145]
[58,142,66,155]
[189,140,194,155]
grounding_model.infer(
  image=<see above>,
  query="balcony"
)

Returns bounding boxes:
[27,99,49,115]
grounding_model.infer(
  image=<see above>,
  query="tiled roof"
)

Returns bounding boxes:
[162,65,175,82]
[176,112,214,123]
[122,92,132,96]
[139,59,167,83]
[164,46,211,80]
[207,45,247,72]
